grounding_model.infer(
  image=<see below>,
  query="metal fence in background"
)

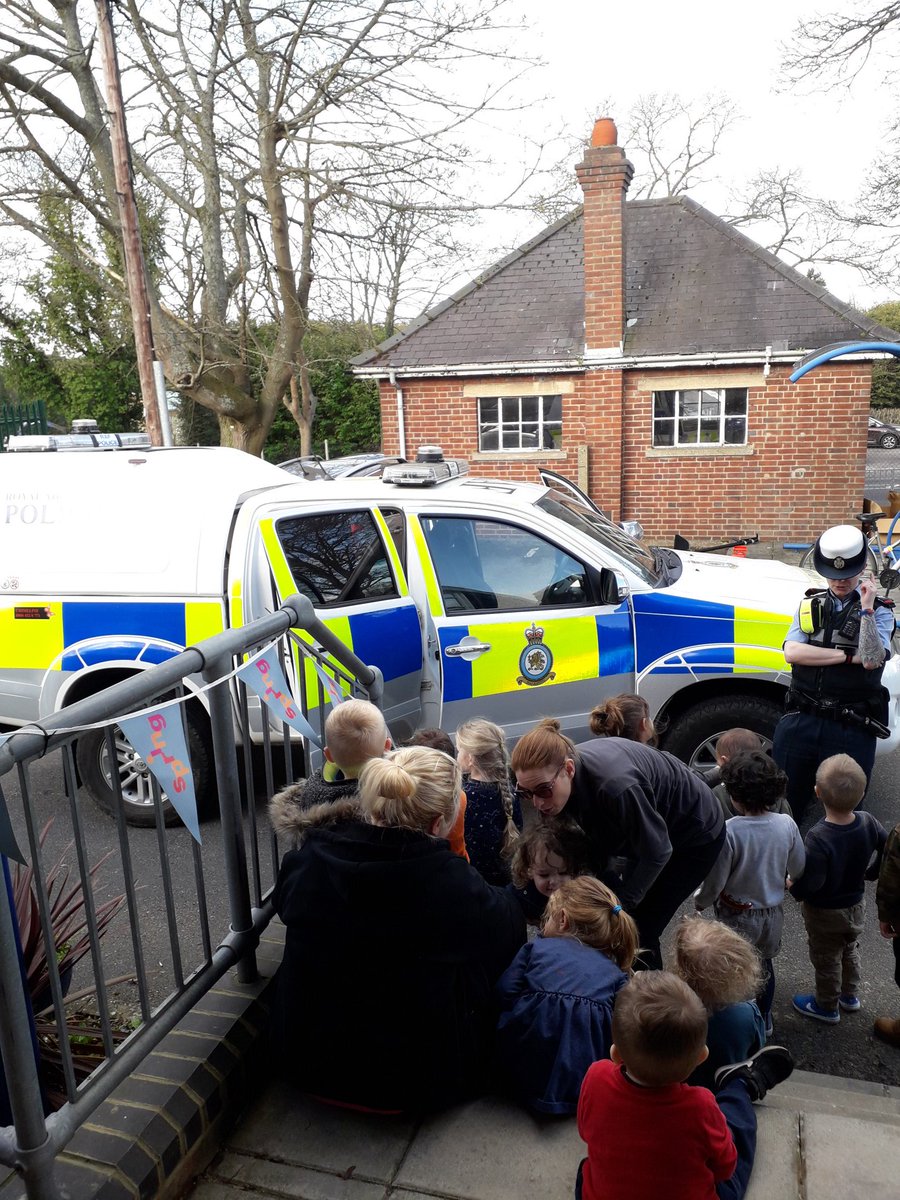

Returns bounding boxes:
[0,595,382,1200]
[0,401,47,451]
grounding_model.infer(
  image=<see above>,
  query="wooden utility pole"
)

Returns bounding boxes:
[94,0,169,446]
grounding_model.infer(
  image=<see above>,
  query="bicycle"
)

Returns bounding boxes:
[798,511,900,592]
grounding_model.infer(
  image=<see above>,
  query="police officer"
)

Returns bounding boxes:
[773,525,894,822]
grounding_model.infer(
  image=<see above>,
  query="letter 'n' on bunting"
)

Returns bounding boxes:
[118,710,201,842]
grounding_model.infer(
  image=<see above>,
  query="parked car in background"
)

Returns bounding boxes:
[868,416,900,449]
[277,456,331,480]
[323,453,405,478]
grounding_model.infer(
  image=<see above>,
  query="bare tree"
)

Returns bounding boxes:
[784,2,900,83]
[0,0,537,454]
[616,93,741,199]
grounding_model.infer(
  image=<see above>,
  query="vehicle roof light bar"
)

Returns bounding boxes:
[6,432,152,452]
[382,446,468,487]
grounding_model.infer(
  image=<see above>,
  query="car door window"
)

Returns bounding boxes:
[275,510,397,605]
[421,516,589,612]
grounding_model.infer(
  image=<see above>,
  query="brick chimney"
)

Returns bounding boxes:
[575,118,634,360]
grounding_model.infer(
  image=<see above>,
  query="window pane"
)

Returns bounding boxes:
[700,418,720,443]
[479,397,498,423]
[653,390,676,418]
[521,397,539,422]
[276,511,396,605]
[725,417,747,444]
[700,389,722,417]
[502,428,520,449]
[680,390,700,417]
[653,420,674,446]
[544,395,563,421]
[479,424,499,451]
[544,426,562,449]
[679,418,699,443]
[724,388,748,415]
[521,423,540,448]
[423,516,587,611]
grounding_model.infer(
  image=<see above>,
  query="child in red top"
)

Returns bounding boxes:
[576,972,793,1200]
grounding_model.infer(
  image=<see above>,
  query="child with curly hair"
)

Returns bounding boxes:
[694,751,805,1035]
[495,876,638,1115]
[510,819,593,902]
[672,917,766,1090]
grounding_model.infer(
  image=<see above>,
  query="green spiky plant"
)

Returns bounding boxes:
[11,820,128,1108]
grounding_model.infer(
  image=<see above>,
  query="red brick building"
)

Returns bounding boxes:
[353,120,895,543]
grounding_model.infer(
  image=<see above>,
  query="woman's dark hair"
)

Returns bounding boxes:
[720,751,787,814]
[589,693,655,743]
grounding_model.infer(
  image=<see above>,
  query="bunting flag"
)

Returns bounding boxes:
[0,764,25,864]
[237,653,322,747]
[313,661,349,707]
[118,710,201,842]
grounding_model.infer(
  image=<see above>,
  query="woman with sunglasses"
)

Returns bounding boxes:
[510,719,725,969]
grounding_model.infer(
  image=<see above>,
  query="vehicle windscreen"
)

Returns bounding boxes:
[536,492,660,585]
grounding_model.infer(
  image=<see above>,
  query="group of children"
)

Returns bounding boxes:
[269,693,900,1200]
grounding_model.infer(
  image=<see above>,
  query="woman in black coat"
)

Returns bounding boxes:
[270,746,525,1113]
[510,719,724,969]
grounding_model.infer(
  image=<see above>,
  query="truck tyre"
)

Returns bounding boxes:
[76,705,213,828]
[659,694,783,777]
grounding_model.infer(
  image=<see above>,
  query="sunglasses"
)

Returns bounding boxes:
[514,763,565,804]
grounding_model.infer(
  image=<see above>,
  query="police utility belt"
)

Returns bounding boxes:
[785,690,891,739]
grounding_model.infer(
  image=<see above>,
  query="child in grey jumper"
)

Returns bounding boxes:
[695,751,805,1035]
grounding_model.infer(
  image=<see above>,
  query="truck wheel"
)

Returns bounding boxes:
[76,706,213,828]
[659,694,783,778]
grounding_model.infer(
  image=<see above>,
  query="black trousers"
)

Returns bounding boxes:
[630,827,727,971]
[772,711,876,824]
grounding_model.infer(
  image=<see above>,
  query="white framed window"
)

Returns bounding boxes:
[652,388,748,447]
[477,395,562,452]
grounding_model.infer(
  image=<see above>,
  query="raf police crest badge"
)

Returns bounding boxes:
[517,623,556,687]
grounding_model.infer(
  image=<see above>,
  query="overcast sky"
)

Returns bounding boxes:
[463,0,896,312]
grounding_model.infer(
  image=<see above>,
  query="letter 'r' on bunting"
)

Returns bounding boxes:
[118,711,201,842]
[236,653,322,747]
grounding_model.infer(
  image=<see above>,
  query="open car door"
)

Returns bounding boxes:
[537,468,606,516]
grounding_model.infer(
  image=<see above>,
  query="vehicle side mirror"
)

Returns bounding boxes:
[595,567,630,606]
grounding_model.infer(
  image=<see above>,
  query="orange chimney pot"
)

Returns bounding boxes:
[590,117,618,147]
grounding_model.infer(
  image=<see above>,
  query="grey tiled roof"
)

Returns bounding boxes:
[353,196,897,371]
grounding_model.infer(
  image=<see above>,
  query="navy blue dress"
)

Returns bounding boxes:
[495,935,627,1115]
[464,778,523,886]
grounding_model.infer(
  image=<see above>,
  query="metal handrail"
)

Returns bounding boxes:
[0,593,382,1199]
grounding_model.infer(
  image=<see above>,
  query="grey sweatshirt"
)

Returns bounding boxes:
[694,812,806,910]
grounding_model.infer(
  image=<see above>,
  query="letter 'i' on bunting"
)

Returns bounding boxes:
[313,661,348,707]
[236,653,323,747]
[118,710,201,842]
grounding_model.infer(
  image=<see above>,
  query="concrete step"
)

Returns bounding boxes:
[763,1068,900,1127]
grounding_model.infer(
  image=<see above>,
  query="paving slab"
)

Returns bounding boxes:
[395,1096,584,1200]
[746,1108,801,1200]
[803,1112,900,1200]
[198,1151,390,1199]
[226,1080,416,1181]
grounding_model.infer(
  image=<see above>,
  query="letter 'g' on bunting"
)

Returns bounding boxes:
[118,711,201,842]
[236,654,322,748]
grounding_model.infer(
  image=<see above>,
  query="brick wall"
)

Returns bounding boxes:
[379,360,870,543]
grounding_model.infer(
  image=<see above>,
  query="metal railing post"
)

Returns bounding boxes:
[202,650,258,984]
[0,862,57,1199]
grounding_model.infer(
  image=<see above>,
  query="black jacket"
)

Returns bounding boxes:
[567,738,724,909]
[270,799,526,1112]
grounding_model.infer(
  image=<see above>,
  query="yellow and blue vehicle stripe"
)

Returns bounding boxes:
[632,593,790,674]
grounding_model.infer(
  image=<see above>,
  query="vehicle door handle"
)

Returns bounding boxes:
[444,637,492,660]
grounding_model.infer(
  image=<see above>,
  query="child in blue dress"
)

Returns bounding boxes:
[671,915,766,1090]
[456,718,522,885]
[495,875,638,1114]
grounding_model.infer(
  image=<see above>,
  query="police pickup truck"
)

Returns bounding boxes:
[3,445,897,824]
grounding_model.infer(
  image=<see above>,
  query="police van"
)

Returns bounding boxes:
[3,445,897,824]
